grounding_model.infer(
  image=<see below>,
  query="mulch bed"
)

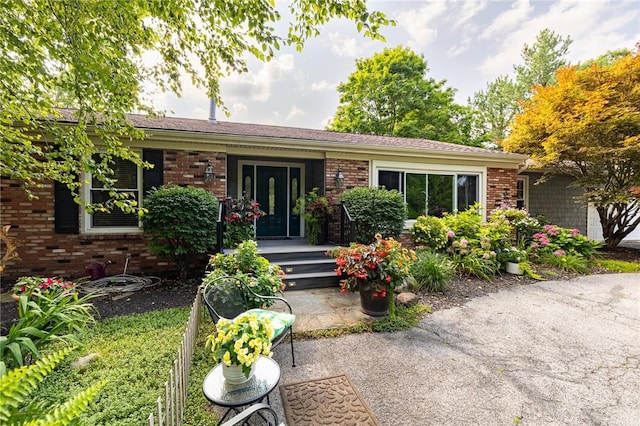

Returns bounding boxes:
[1,246,637,334]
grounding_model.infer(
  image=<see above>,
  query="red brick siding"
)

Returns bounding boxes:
[0,150,226,282]
[324,158,369,242]
[486,168,518,210]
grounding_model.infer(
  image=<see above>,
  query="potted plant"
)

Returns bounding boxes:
[205,313,274,383]
[203,240,286,307]
[497,247,528,275]
[223,194,266,249]
[294,188,333,245]
[327,234,416,316]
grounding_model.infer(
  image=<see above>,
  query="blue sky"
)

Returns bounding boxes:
[153,0,639,129]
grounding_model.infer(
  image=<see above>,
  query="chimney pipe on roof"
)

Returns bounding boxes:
[208,98,217,124]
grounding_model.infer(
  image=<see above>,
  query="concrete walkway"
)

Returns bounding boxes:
[271,273,640,425]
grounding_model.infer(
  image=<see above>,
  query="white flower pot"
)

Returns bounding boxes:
[506,262,524,275]
[222,363,255,384]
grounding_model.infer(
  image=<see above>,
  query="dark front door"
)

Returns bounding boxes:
[256,166,288,237]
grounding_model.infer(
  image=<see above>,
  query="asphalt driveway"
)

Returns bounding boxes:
[271,273,640,425]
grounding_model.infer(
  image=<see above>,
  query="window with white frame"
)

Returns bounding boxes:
[378,169,480,219]
[84,156,141,232]
[516,176,528,209]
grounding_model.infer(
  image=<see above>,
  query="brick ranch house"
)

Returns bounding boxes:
[1,112,528,281]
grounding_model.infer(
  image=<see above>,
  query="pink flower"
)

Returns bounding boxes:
[570,229,580,236]
[553,250,566,256]
[447,230,455,238]
[460,238,468,248]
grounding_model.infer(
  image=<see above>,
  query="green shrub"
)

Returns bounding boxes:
[1,287,97,373]
[489,205,542,245]
[203,240,285,307]
[410,215,448,249]
[341,187,406,243]
[141,185,219,279]
[537,251,591,274]
[410,250,455,293]
[441,203,483,240]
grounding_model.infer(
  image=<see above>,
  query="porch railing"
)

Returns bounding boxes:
[215,199,226,254]
[339,201,357,245]
[147,287,202,426]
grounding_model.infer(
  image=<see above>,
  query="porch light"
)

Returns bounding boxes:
[335,167,344,188]
[205,161,214,184]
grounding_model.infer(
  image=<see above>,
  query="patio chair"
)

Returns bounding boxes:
[203,275,296,367]
[219,403,283,426]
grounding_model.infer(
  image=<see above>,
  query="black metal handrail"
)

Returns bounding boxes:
[215,199,226,254]
[339,201,356,246]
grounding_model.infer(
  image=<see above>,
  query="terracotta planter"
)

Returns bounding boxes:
[359,286,390,317]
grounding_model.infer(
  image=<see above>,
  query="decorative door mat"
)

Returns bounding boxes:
[279,374,381,426]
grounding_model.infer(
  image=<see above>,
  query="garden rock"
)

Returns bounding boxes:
[72,352,100,369]
[396,292,419,307]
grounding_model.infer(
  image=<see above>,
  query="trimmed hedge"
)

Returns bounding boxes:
[341,187,406,243]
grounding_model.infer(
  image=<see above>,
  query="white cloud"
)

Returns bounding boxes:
[231,102,248,115]
[447,37,473,57]
[328,33,359,57]
[311,80,336,92]
[480,0,533,40]
[454,0,488,28]
[396,0,448,49]
[222,54,296,102]
[477,0,631,78]
[286,106,305,122]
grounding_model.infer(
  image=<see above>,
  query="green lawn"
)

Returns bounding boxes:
[33,307,196,425]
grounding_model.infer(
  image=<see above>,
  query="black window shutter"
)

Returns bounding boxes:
[143,149,163,195]
[54,181,79,234]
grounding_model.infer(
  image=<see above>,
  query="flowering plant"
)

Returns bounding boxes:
[204,240,286,308]
[327,234,416,295]
[12,276,76,297]
[529,224,600,257]
[205,313,274,377]
[294,187,333,245]
[224,194,266,248]
[496,246,527,264]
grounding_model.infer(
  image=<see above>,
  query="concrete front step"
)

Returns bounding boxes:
[279,258,336,275]
[283,272,339,291]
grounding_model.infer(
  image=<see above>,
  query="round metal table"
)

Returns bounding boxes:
[202,356,281,425]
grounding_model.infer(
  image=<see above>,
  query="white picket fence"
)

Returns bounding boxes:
[147,286,202,426]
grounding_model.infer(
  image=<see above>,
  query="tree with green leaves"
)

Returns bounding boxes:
[327,46,475,145]
[515,28,572,92]
[0,0,390,212]
[469,75,521,147]
[504,48,640,247]
[470,29,572,148]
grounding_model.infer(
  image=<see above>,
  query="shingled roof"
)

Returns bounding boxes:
[56,109,526,160]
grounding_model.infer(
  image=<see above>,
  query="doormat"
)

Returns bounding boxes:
[279,374,380,426]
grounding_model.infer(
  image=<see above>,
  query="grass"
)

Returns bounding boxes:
[296,303,432,340]
[592,259,640,273]
[32,307,191,425]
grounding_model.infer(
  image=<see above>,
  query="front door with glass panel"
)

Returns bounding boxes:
[242,164,302,238]
[248,166,285,237]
